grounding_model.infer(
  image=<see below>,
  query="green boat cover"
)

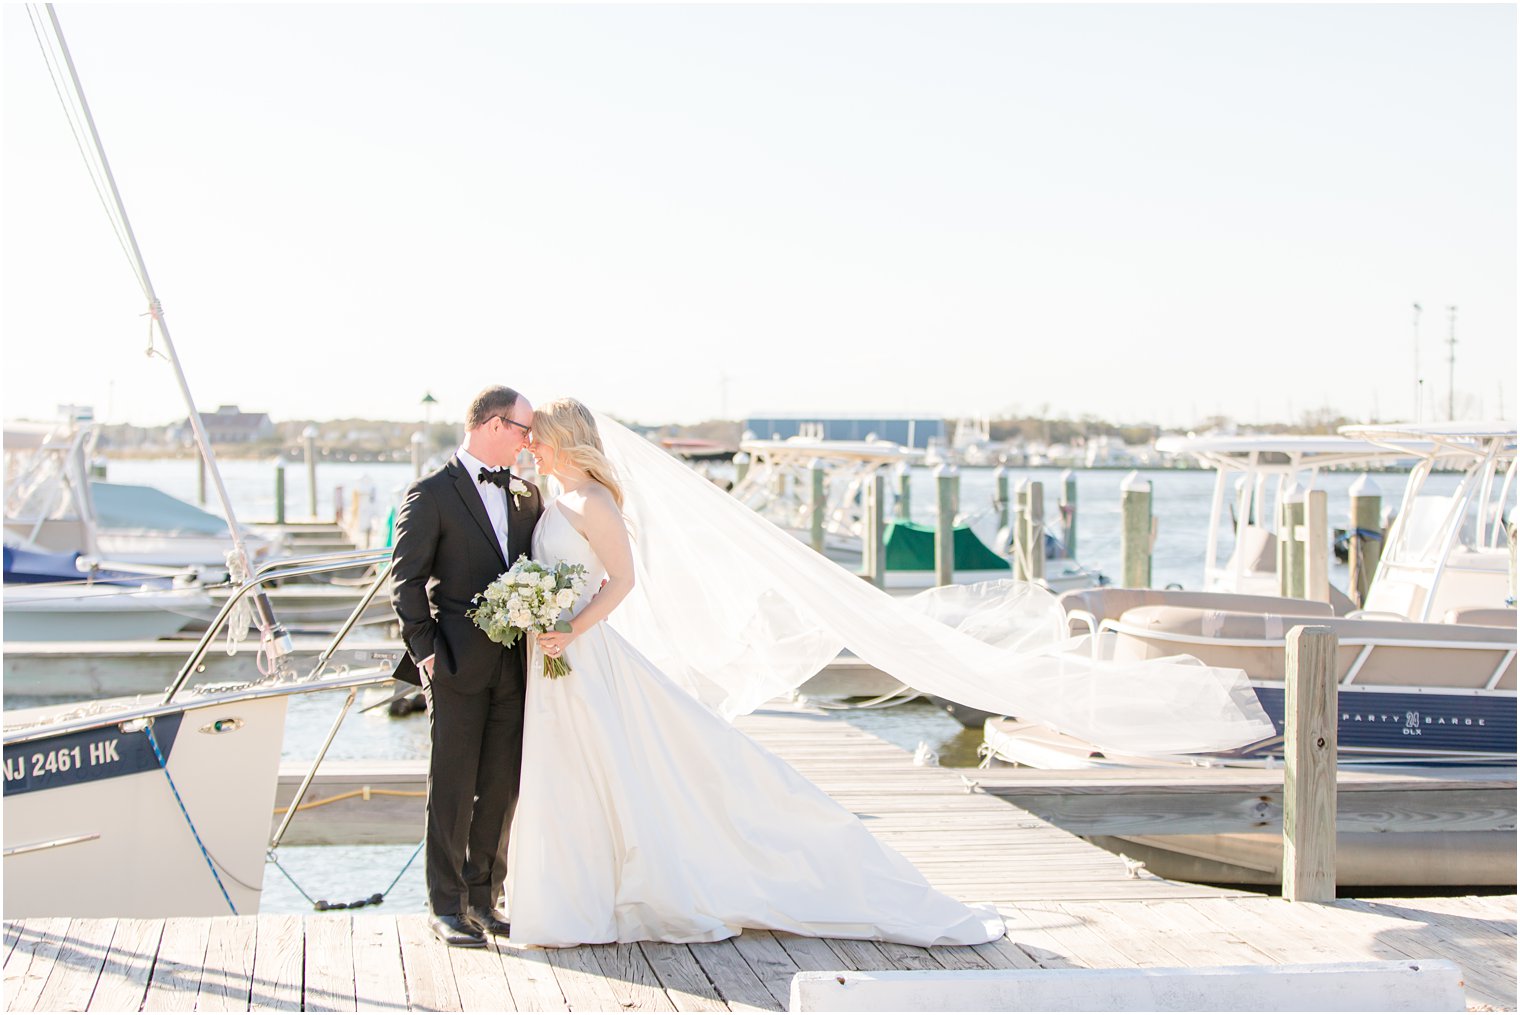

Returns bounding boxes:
[883,520,1010,572]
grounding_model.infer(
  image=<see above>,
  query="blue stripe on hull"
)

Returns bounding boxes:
[3,714,184,795]
[1252,686,1516,758]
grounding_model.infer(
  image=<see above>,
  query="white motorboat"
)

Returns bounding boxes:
[4,416,271,571]
[4,549,396,917]
[733,434,1106,593]
[1152,432,1428,600]
[979,422,1516,886]
[2,542,212,642]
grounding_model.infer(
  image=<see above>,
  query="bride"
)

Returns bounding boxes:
[505,398,1273,948]
[506,398,1004,947]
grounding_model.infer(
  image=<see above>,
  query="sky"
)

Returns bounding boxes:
[2,3,1514,429]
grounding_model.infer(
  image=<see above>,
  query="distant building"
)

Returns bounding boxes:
[744,416,944,449]
[173,405,275,444]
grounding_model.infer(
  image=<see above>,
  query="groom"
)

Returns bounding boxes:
[391,385,543,947]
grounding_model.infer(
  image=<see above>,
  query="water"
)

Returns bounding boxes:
[68,457,1469,912]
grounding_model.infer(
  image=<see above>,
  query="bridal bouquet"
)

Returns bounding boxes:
[466,555,589,678]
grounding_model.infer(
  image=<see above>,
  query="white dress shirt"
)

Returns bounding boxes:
[457,445,511,562]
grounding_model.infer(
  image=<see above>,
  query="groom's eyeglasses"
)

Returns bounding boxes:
[490,416,532,438]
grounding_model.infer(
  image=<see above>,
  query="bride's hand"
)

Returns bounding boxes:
[538,629,575,658]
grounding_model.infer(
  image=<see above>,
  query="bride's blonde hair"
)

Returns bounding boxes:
[533,398,624,509]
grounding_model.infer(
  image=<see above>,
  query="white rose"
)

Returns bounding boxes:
[556,589,576,608]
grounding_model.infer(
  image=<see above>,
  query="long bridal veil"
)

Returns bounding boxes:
[593,411,1274,756]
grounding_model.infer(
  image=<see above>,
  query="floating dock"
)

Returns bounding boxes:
[5,704,1515,1011]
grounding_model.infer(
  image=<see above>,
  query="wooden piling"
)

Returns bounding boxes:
[1347,475,1382,608]
[1120,471,1152,588]
[196,453,207,506]
[1304,489,1329,603]
[896,463,912,521]
[808,459,826,553]
[1280,485,1306,599]
[935,464,957,587]
[1011,480,1028,582]
[274,462,287,525]
[1284,625,1339,902]
[993,466,1009,533]
[1024,481,1045,583]
[411,432,425,481]
[865,470,887,588]
[1060,469,1078,561]
[303,425,319,520]
[732,451,750,488]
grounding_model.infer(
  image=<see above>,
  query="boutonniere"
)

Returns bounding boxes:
[509,477,529,509]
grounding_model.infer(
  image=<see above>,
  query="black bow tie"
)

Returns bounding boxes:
[478,467,512,489]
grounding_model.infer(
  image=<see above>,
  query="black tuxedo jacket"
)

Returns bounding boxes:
[390,456,544,692]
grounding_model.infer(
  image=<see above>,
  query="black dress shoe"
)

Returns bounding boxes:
[431,913,485,948]
[466,906,511,937]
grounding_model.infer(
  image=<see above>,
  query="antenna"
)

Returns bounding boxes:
[1411,303,1422,422]
[1446,305,1458,421]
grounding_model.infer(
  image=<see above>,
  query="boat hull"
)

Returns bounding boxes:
[3,695,289,917]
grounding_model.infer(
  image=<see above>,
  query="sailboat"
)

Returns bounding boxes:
[3,5,394,917]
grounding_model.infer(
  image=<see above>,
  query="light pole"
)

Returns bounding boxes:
[421,391,437,449]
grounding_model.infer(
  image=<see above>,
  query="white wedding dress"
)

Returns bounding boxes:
[504,500,1005,948]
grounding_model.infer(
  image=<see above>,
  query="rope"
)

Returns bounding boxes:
[269,786,426,814]
[143,723,238,915]
[267,839,425,912]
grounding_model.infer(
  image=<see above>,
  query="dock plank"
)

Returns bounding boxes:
[771,933,856,973]
[545,945,625,1013]
[140,916,211,1011]
[304,914,357,1012]
[587,942,676,1012]
[34,917,115,1012]
[196,915,258,1011]
[3,923,22,966]
[395,914,462,1012]
[492,941,566,1012]
[351,916,407,1012]
[86,918,161,1013]
[688,938,775,1012]
[249,913,304,1012]
[5,918,70,1013]
[638,942,726,1012]
[727,931,799,1009]
[450,932,511,1012]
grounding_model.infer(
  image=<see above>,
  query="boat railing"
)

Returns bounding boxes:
[162,549,393,704]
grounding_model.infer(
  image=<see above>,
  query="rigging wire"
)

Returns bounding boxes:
[24,4,144,293]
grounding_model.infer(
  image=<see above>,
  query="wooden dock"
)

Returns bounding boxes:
[5,704,1516,1011]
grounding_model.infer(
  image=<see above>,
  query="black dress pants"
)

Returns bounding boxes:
[422,670,526,916]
